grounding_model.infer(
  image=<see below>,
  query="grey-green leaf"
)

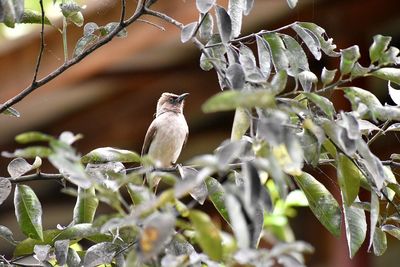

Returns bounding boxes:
[196,0,216,13]
[281,34,309,75]
[256,35,271,79]
[297,70,318,92]
[7,157,42,179]
[369,35,391,64]
[14,185,43,241]
[73,34,99,57]
[294,172,341,236]
[81,147,140,164]
[343,198,367,258]
[199,13,213,40]
[181,22,198,43]
[226,63,245,89]
[83,242,119,267]
[286,0,298,9]
[373,228,387,256]
[0,225,17,245]
[215,5,232,43]
[321,67,337,85]
[340,45,361,75]
[292,24,321,60]
[228,0,244,38]
[0,178,12,205]
[205,177,229,222]
[337,154,360,206]
[263,33,289,71]
[371,68,400,85]
[20,10,52,25]
[55,240,69,266]
[73,187,98,224]
[302,92,335,119]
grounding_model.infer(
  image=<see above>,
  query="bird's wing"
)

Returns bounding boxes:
[182,131,189,150]
[141,122,157,156]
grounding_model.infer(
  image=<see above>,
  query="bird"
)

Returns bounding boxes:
[141,92,189,189]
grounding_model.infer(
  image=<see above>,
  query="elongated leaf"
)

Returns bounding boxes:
[205,177,229,222]
[0,225,16,245]
[73,187,98,224]
[2,146,53,159]
[215,5,232,43]
[292,24,321,60]
[302,92,335,119]
[181,22,198,43]
[256,35,271,78]
[73,34,99,57]
[196,0,216,13]
[14,185,43,241]
[263,33,289,71]
[15,131,53,144]
[373,228,387,256]
[199,13,213,40]
[189,210,223,261]
[337,154,360,206]
[83,242,119,267]
[67,248,81,267]
[382,224,400,240]
[228,0,244,38]
[226,63,245,89]
[231,107,250,140]
[340,45,361,75]
[294,172,341,236]
[20,10,52,25]
[372,68,400,85]
[54,240,69,266]
[321,67,337,85]
[271,70,288,95]
[343,199,367,258]
[369,35,391,64]
[203,90,274,112]
[281,34,309,75]
[0,178,11,205]
[81,147,140,164]
[368,192,379,251]
[225,194,250,249]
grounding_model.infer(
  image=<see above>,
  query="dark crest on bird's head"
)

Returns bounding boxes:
[156,92,189,116]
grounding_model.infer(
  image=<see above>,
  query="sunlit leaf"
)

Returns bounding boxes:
[292,24,321,60]
[231,107,250,140]
[7,157,42,179]
[294,172,341,236]
[343,199,367,258]
[73,187,98,224]
[81,147,140,164]
[369,34,391,64]
[228,0,244,38]
[371,68,400,85]
[263,33,289,71]
[14,185,43,241]
[388,81,400,105]
[340,45,361,75]
[297,70,318,92]
[189,210,223,261]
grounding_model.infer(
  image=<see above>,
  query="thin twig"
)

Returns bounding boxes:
[137,19,165,31]
[0,1,146,114]
[367,120,391,145]
[120,0,126,25]
[32,0,45,84]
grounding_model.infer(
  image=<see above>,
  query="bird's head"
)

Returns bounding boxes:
[156,92,189,116]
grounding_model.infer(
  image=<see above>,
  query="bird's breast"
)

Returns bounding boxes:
[148,113,188,167]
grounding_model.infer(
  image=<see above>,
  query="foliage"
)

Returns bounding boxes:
[2,0,400,266]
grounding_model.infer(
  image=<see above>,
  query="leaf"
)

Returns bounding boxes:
[368,192,379,251]
[371,68,400,86]
[388,81,400,105]
[263,33,289,71]
[81,147,140,164]
[34,244,51,262]
[14,185,43,241]
[340,45,361,75]
[0,225,16,245]
[281,34,309,75]
[7,157,42,179]
[199,13,213,40]
[73,34,99,57]
[228,0,245,38]
[181,22,198,43]
[297,70,318,92]
[321,67,337,85]
[1,146,53,159]
[284,190,308,207]
[351,62,371,78]
[372,228,387,256]
[380,46,400,66]
[243,0,254,15]
[292,24,321,60]
[271,70,288,95]
[83,242,119,267]
[60,1,83,26]
[67,248,82,267]
[202,90,274,112]
[337,154,360,206]
[231,107,250,140]
[369,34,391,64]
[294,172,341,236]
[302,92,335,119]
[57,223,99,240]
[15,131,53,144]
[2,106,20,117]
[196,0,216,13]
[239,44,265,83]
[343,87,383,120]
[54,240,69,266]
[286,0,298,8]
[225,193,250,249]
[256,35,271,79]
[73,187,98,224]
[0,0,24,27]
[102,22,127,37]
[83,22,98,36]
[205,177,229,222]
[343,199,367,258]
[20,10,52,25]
[382,224,400,240]
[215,5,232,43]
[189,210,223,261]
[226,63,246,89]
[0,178,12,205]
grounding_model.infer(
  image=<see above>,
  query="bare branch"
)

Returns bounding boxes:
[137,19,165,31]
[31,0,45,84]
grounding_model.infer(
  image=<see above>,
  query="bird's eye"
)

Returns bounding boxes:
[169,97,176,103]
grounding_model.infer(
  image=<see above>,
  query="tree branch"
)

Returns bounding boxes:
[9,173,65,184]
[31,0,45,84]
[0,0,145,114]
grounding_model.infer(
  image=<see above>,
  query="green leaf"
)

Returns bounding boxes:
[263,33,289,71]
[189,210,223,261]
[205,177,229,222]
[73,34,99,57]
[294,172,341,236]
[14,185,43,241]
[231,107,250,141]
[15,131,53,144]
[281,34,309,75]
[0,225,17,245]
[371,68,400,85]
[81,147,140,164]
[343,199,367,258]
[202,90,274,113]
[2,146,53,159]
[340,45,361,75]
[20,10,52,25]
[302,92,335,120]
[2,106,20,117]
[73,187,99,224]
[373,228,387,256]
[369,35,391,64]
[321,67,337,85]
[284,190,308,207]
[337,154,360,206]
[14,229,59,256]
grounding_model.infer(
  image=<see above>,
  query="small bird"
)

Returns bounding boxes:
[141,92,189,188]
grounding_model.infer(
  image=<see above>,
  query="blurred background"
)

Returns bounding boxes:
[1,0,400,266]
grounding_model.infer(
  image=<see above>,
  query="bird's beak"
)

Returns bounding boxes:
[176,93,189,103]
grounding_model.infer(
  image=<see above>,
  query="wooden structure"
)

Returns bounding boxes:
[0,0,399,265]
